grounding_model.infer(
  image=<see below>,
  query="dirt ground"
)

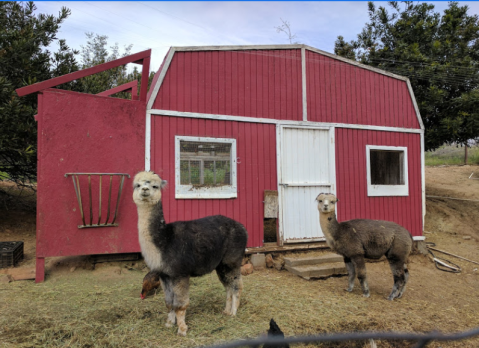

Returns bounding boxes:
[0,166,479,347]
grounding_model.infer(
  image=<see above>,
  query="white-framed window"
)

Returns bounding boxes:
[366,145,409,197]
[175,136,237,199]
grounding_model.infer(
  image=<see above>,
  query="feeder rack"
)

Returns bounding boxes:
[65,173,130,229]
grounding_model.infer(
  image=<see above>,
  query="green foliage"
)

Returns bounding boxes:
[335,1,479,151]
[0,1,79,184]
[79,32,132,98]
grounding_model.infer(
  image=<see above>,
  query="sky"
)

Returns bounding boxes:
[34,1,479,73]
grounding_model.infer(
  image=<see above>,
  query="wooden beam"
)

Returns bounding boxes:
[245,242,329,254]
[96,80,138,98]
[16,49,151,97]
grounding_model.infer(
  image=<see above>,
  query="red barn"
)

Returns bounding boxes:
[147,45,424,249]
[17,45,425,282]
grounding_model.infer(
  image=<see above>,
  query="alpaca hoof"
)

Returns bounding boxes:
[344,288,353,292]
[363,292,370,298]
[165,322,174,328]
[177,325,188,336]
[223,310,232,316]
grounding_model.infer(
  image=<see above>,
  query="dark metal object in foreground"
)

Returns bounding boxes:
[202,326,479,348]
[65,173,130,229]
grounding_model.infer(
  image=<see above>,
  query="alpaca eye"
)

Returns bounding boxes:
[152,185,159,189]
[135,184,140,188]
[318,200,322,203]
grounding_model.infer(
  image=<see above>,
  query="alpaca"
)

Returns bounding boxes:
[315,193,412,300]
[133,171,248,336]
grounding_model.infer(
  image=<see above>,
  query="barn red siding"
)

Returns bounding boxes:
[151,115,277,248]
[37,89,145,257]
[335,128,423,236]
[153,50,303,121]
[306,50,421,129]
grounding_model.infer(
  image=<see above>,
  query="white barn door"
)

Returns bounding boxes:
[278,126,336,243]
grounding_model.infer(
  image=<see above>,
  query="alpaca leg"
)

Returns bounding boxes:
[343,257,356,292]
[397,267,409,299]
[217,266,242,316]
[230,274,243,316]
[172,277,190,336]
[388,260,406,300]
[161,277,176,328]
[352,256,369,298]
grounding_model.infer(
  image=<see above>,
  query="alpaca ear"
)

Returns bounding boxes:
[161,180,168,189]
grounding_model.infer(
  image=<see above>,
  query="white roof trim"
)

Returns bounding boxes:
[406,79,424,130]
[148,109,423,134]
[147,48,176,110]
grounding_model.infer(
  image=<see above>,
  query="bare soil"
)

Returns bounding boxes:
[0,166,479,347]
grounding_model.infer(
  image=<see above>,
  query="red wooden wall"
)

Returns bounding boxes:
[335,128,423,236]
[151,115,278,248]
[153,50,303,120]
[306,50,420,128]
[37,90,145,263]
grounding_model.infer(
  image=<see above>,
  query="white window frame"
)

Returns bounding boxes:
[175,136,237,199]
[366,145,409,197]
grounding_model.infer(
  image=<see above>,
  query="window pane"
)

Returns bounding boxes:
[179,141,232,187]
[180,160,200,185]
[370,150,404,185]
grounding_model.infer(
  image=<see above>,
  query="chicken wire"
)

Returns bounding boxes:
[179,141,232,186]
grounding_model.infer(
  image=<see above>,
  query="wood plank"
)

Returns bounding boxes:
[245,241,329,254]
[264,190,278,218]
[7,267,35,281]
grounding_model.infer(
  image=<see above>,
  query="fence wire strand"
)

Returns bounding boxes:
[201,326,479,348]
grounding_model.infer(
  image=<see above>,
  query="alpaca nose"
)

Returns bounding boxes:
[142,186,149,192]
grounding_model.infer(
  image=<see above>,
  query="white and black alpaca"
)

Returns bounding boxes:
[316,193,413,300]
[133,171,248,336]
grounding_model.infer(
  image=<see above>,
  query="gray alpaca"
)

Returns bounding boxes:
[316,193,412,300]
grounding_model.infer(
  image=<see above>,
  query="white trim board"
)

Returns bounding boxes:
[174,136,237,199]
[366,145,409,197]
[301,47,307,122]
[148,109,423,134]
[146,48,176,110]
[145,113,151,171]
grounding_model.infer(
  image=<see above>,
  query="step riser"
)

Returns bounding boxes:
[286,266,347,280]
[284,254,343,267]
[285,261,347,280]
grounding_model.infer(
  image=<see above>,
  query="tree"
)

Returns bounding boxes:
[275,18,299,44]
[0,1,79,184]
[79,33,135,98]
[334,1,479,152]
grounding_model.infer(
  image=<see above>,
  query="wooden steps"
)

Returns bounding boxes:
[284,253,347,280]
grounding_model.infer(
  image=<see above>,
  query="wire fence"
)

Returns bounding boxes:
[202,326,479,348]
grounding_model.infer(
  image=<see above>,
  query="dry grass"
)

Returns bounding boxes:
[1,257,479,348]
[2,169,479,348]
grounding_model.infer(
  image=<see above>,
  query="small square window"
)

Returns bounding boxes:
[175,136,237,199]
[366,145,408,196]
